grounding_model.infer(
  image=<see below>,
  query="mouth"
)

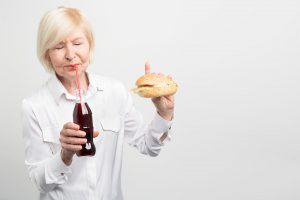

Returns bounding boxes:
[65,64,80,70]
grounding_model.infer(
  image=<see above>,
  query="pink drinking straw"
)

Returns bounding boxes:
[72,64,82,104]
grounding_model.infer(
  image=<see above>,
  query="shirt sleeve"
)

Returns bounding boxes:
[123,92,173,156]
[22,99,71,193]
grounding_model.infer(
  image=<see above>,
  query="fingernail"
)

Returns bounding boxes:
[81,131,86,137]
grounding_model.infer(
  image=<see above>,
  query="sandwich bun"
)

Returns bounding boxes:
[132,73,178,98]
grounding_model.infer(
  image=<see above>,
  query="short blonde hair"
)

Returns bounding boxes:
[37,7,94,72]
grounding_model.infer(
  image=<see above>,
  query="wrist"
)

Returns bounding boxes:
[60,149,73,166]
[157,110,174,121]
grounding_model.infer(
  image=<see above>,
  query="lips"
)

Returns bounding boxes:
[65,65,75,70]
[64,64,79,70]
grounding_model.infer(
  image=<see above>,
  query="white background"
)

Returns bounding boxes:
[1,0,300,199]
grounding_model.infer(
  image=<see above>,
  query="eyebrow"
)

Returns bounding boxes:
[58,37,84,44]
[72,37,84,41]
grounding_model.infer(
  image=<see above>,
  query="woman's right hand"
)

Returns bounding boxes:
[59,122,99,166]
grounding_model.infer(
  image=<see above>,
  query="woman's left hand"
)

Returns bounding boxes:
[145,62,175,121]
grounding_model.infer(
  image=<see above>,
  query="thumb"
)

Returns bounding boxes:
[145,61,150,74]
[93,131,100,138]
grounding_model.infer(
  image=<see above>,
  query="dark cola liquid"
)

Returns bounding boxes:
[73,102,96,156]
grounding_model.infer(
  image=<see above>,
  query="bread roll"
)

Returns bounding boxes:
[132,73,178,98]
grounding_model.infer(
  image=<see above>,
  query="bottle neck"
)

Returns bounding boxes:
[74,89,86,104]
[74,89,89,114]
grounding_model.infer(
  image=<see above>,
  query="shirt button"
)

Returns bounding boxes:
[61,173,64,176]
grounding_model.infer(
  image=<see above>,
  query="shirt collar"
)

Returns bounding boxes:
[47,71,104,105]
[88,72,105,93]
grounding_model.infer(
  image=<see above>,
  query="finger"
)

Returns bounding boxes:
[151,95,174,103]
[93,131,100,138]
[163,95,175,106]
[151,96,161,104]
[145,61,150,74]
[63,122,80,130]
[60,136,87,145]
[61,129,86,138]
[61,143,82,152]
[164,95,174,101]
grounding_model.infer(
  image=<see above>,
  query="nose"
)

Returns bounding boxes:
[65,44,75,61]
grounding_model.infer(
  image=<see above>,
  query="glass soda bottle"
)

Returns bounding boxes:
[73,90,96,156]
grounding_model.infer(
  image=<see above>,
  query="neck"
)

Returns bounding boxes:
[56,72,89,95]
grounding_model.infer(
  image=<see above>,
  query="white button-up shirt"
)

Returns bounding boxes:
[22,73,172,200]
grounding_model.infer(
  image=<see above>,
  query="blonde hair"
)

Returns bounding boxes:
[37,7,94,72]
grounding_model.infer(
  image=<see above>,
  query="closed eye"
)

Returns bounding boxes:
[55,45,64,50]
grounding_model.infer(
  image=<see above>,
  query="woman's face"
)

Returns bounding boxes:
[48,29,90,81]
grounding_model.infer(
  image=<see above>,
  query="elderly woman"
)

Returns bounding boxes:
[22,6,175,200]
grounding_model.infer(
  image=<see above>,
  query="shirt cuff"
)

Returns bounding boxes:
[45,152,72,185]
[149,112,173,144]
